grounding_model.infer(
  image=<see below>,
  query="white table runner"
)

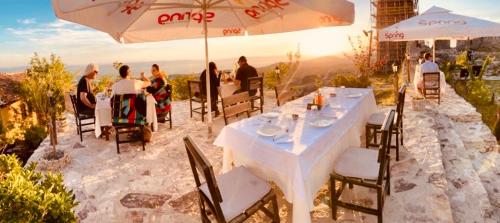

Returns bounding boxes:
[214,87,377,223]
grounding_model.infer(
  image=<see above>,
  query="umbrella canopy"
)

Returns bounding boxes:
[53,0,354,43]
[52,0,354,131]
[379,6,500,42]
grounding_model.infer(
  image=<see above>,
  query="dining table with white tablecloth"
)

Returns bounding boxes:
[214,87,377,223]
[94,93,158,138]
[413,64,447,95]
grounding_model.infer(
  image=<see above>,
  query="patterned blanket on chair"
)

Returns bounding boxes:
[112,94,147,125]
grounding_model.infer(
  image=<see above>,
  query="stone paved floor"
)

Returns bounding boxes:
[27,87,499,223]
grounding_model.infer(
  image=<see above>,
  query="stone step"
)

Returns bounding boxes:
[385,97,454,222]
[432,113,497,222]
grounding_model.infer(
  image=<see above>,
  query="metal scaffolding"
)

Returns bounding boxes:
[371,0,419,68]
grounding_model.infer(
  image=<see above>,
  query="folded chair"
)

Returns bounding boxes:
[330,109,395,223]
[221,92,251,125]
[366,85,406,161]
[111,93,147,154]
[248,77,264,114]
[188,80,208,122]
[69,93,95,142]
[422,72,440,104]
[183,136,280,223]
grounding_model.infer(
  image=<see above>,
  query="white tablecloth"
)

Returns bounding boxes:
[94,94,158,138]
[413,65,446,94]
[214,88,377,223]
[219,83,238,98]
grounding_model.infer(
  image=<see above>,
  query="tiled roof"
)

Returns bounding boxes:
[0,72,25,107]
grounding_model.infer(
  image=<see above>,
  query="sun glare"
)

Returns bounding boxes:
[297,28,352,57]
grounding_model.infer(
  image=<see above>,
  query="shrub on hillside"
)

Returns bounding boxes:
[168,74,198,100]
[23,125,47,150]
[331,73,371,88]
[0,154,78,222]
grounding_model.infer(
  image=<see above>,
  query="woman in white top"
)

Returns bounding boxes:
[112,65,151,95]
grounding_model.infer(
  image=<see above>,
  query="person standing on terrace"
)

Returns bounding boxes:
[77,63,98,116]
[233,56,258,96]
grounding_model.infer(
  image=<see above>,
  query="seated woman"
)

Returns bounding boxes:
[112,65,151,95]
[146,64,171,123]
[77,63,98,116]
[200,62,221,116]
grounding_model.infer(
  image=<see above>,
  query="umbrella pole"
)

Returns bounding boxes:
[203,0,212,134]
[432,39,436,62]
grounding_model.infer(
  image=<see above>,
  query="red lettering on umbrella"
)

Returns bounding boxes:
[158,12,215,24]
[121,0,144,15]
[384,31,405,40]
[418,19,467,26]
[222,28,242,36]
[245,0,290,19]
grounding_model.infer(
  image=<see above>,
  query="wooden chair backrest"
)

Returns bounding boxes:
[396,85,406,126]
[248,77,263,92]
[111,93,147,125]
[188,80,203,98]
[221,92,251,121]
[69,93,79,115]
[183,136,225,221]
[274,84,294,106]
[423,72,440,89]
[377,109,395,185]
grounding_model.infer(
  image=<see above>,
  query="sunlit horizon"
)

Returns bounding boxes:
[1,0,499,72]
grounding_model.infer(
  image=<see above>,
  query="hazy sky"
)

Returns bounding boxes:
[0,0,499,69]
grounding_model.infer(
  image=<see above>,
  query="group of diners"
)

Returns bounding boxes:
[198,55,258,117]
[75,63,170,122]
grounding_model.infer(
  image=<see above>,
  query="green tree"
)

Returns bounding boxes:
[19,54,73,125]
[0,154,78,222]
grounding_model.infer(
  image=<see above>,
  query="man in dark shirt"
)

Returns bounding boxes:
[76,64,98,116]
[234,56,258,96]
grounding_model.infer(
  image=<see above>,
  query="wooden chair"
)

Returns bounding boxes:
[248,77,264,113]
[422,72,440,104]
[274,84,295,106]
[221,92,251,125]
[69,93,95,142]
[111,94,147,154]
[330,110,395,223]
[366,85,406,161]
[183,136,280,223]
[188,80,207,122]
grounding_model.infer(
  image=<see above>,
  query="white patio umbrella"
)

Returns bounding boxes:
[52,0,354,132]
[379,6,500,60]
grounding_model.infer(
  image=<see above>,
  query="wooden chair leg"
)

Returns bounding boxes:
[189,99,193,118]
[116,128,120,154]
[330,176,338,220]
[271,194,280,223]
[387,157,391,195]
[377,187,383,223]
[169,111,172,129]
[201,101,205,122]
[260,98,264,114]
[79,121,83,142]
[365,125,370,148]
[141,126,145,151]
[395,131,400,161]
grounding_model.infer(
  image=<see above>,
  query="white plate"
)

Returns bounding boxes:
[262,111,280,119]
[257,124,282,137]
[346,93,362,98]
[309,117,335,128]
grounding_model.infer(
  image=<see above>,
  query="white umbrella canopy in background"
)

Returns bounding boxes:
[52,0,355,132]
[379,6,500,60]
